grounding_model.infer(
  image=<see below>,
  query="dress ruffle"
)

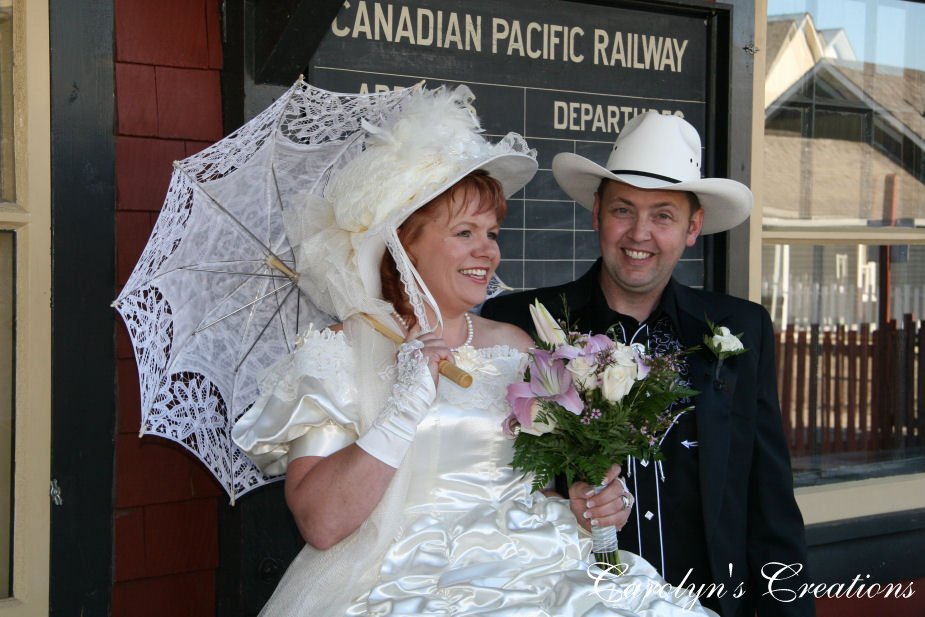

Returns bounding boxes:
[232,328,360,476]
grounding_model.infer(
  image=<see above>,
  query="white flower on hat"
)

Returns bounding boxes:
[328,86,516,234]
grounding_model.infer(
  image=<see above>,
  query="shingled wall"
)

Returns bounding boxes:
[112,1,224,614]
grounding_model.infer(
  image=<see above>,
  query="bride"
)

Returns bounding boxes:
[232,85,714,616]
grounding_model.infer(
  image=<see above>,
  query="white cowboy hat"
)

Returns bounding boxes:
[552,111,752,235]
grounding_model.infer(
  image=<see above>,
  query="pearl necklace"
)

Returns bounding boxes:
[391,311,474,349]
[391,311,409,331]
[454,313,475,350]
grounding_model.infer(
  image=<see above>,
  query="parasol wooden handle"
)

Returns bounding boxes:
[361,313,473,388]
[265,254,299,283]
[437,359,473,388]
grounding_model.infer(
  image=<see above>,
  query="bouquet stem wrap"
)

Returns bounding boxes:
[591,484,622,570]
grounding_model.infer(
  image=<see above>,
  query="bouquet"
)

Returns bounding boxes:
[504,300,697,568]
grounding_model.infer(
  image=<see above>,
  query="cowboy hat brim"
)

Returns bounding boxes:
[552,152,753,235]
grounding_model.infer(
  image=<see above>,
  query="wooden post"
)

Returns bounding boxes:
[847,327,858,451]
[878,174,898,326]
[822,329,833,454]
[795,327,808,456]
[918,320,925,448]
[782,326,797,453]
[809,324,821,456]
[832,324,848,452]
[860,323,871,450]
[902,314,915,448]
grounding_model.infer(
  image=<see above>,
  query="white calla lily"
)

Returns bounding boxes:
[529,300,567,346]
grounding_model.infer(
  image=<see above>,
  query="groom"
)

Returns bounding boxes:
[482,112,814,616]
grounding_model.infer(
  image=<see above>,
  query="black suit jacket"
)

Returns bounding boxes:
[482,262,815,617]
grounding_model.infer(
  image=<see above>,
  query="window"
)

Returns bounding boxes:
[0,0,51,613]
[0,1,13,599]
[763,1,925,490]
[0,5,12,204]
[0,230,10,597]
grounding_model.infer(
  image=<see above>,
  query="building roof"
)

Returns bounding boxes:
[762,13,925,230]
[834,60,925,142]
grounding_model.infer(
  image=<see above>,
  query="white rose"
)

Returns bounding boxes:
[566,356,598,390]
[520,401,558,436]
[601,363,637,403]
[712,326,744,353]
[612,342,637,367]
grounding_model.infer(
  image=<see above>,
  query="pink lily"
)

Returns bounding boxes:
[552,333,613,361]
[506,350,584,421]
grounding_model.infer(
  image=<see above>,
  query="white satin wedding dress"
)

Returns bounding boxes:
[233,330,715,616]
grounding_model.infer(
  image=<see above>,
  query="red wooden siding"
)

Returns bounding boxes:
[112,1,224,615]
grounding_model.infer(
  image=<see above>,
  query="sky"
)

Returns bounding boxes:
[768,0,925,70]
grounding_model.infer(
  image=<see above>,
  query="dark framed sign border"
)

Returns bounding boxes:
[217,1,742,614]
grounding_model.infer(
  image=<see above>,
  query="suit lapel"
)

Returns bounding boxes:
[673,286,735,539]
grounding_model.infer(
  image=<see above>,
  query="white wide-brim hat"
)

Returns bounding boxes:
[552,111,752,235]
[354,140,537,321]
[289,85,537,333]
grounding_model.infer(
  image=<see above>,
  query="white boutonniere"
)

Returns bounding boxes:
[703,318,747,360]
[703,318,747,386]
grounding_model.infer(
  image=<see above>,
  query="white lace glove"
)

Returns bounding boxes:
[355,339,437,468]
